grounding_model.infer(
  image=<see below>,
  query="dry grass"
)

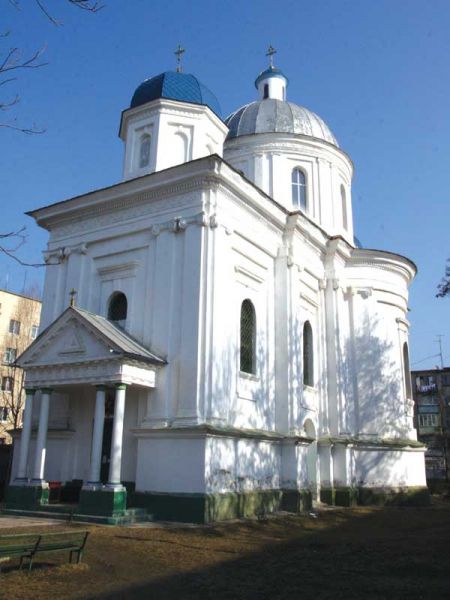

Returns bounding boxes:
[0,501,449,599]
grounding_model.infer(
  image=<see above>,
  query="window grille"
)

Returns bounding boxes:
[403,343,412,398]
[291,168,307,210]
[303,321,314,386]
[240,299,256,374]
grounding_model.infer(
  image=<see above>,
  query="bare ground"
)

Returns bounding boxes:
[0,501,449,600]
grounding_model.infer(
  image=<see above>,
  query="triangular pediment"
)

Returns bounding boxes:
[18,306,165,368]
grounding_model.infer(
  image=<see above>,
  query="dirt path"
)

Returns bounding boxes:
[0,503,449,599]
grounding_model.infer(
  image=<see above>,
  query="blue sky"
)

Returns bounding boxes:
[1,0,449,369]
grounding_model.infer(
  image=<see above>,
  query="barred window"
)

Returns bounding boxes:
[240,299,256,374]
[108,292,128,328]
[303,321,314,386]
[403,342,412,399]
[292,168,307,211]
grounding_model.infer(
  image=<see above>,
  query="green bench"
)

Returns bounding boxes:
[0,530,89,572]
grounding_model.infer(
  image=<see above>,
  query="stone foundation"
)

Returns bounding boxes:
[320,486,430,507]
[5,484,49,510]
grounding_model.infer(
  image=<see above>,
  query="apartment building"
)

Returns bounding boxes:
[412,368,450,482]
[0,289,41,443]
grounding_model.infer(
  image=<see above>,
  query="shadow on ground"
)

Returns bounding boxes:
[86,504,450,600]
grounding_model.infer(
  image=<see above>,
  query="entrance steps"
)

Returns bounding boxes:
[1,505,153,526]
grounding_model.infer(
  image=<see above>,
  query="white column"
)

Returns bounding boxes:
[31,388,51,484]
[14,388,35,484]
[84,385,106,489]
[106,384,126,490]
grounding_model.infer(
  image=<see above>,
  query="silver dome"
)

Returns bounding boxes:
[225,99,338,147]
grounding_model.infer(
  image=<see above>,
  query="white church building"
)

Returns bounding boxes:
[6,56,428,523]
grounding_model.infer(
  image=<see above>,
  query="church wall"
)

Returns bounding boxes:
[135,435,206,493]
[204,188,281,433]
[352,447,426,488]
[205,436,280,494]
[224,134,354,244]
[42,186,208,428]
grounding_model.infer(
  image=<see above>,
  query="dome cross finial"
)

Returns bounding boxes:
[175,44,185,73]
[266,45,277,68]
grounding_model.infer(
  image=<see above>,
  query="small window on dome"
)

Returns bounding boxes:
[292,168,307,211]
[263,84,269,99]
[139,134,151,168]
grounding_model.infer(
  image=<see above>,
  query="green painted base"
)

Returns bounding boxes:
[129,488,313,524]
[281,489,313,513]
[320,486,430,507]
[78,489,127,517]
[5,485,49,510]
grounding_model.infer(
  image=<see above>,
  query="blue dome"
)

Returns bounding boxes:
[254,67,288,88]
[130,71,222,118]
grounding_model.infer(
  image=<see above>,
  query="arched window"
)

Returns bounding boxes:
[172,131,188,166]
[263,84,269,99]
[303,321,314,386]
[292,168,307,211]
[240,299,256,374]
[403,342,412,399]
[139,134,151,168]
[108,292,128,327]
[341,184,348,230]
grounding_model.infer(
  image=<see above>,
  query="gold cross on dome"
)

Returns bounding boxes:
[266,45,277,67]
[175,44,185,73]
[69,288,77,307]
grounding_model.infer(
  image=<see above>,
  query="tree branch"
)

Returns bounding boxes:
[0,120,45,134]
[35,0,104,25]
[0,227,47,266]
[436,261,450,298]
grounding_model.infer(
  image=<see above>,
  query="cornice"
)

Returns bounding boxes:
[224,132,354,175]
[348,248,416,283]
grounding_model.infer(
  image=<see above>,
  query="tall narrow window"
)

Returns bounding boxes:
[341,184,348,230]
[403,342,412,399]
[292,168,307,211]
[303,321,314,386]
[108,292,128,328]
[240,299,256,374]
[139,133,151,168]
[263,84,269,99]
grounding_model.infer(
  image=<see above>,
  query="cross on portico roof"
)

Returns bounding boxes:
[69,288,77,307]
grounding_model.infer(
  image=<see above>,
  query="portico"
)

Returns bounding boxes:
[6,306,164,520]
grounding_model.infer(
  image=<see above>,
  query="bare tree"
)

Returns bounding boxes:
[0,290,41,441]
[1,0,104,134]
[436,260,450,298]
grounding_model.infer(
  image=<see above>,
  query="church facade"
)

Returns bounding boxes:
[6,60,428,523]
